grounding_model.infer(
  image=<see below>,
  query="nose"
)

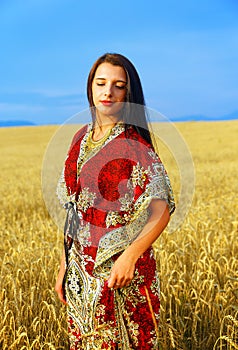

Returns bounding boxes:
[104,83,112,96]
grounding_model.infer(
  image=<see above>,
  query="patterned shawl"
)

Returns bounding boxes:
[57,123,175,270]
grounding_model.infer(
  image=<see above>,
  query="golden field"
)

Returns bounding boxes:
[0,121,237,350]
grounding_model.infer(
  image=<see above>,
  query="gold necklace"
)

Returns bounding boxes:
[86,127,113,149]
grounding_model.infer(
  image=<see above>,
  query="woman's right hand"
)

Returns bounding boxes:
[55,273,67,305]
[55,250,67,305]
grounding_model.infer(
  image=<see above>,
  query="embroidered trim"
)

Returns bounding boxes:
[105,211,132,228]
[131,163,151,188]
[77,187,96,212]
[56,168,76,206]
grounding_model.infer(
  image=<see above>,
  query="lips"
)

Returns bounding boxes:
[100,100,113,106]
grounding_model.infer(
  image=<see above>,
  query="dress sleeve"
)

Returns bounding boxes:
[130,143,175,217]
[95,139,175,267]
[104,134,175,231]
[56,168,72,207]
[56,125,88,207]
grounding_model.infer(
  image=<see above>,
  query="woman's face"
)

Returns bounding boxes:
[92,62,127,120]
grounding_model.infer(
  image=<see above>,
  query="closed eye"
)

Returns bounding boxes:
[116,85,127,90]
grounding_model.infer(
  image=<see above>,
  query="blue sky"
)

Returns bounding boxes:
[0,0,237,124]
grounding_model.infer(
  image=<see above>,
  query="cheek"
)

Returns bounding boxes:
[116,89,127,102]
[92,85,99,104]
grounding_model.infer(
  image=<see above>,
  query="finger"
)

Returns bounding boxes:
[114,276,132,289]
[113,282,121,289]
[119,280,131,288]
[107,276,116,289]
[60,295,68,305]
[108,274,123,289]
[57,289,68,305]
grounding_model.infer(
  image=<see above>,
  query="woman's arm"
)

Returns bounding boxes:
[55,249,67,305]
[107,199,170,289]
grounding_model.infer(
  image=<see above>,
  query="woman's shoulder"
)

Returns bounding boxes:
[121,125,163,165]
[125,125,153,149]
[72,124,88,141]
[69,124,89,151]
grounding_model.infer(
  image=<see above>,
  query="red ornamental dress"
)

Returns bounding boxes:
[57,123,175,350]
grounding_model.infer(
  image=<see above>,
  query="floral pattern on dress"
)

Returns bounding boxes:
[76,187,96,212]
[131,163,151,188]
[57,123,175,349]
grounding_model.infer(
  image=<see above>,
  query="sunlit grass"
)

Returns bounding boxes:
[0,121,237,349]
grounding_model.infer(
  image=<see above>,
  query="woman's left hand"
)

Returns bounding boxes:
[107,252,136,289]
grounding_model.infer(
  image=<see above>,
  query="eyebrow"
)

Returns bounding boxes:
[95,77,127,84]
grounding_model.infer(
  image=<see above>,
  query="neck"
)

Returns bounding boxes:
[92,120,117,142]
[94,121,115,132]
[94,110,122,128]
[94,116,122,132]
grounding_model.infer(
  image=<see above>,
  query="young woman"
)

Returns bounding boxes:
[55,53,175,349]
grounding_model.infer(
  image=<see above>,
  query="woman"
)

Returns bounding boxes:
[55,53,175,349]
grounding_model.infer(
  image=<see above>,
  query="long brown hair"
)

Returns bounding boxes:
[87,53,154,148]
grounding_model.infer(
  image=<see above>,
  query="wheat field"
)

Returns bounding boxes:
[0,121,237,349]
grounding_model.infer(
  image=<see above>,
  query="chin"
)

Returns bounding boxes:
[96,106,123,118]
